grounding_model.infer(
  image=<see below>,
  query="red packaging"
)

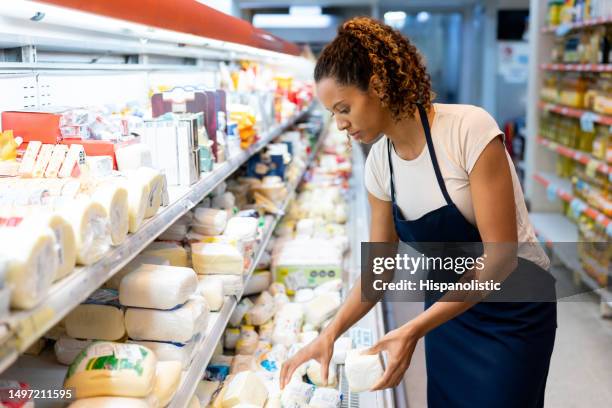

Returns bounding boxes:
[1,109,67,144]
[60,138,138,170]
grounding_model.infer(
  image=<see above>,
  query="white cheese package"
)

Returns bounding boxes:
[125,296,209,343]
[198,277,224,311]
[159,212,193,241]
[192,207,227,236]
[151,360,182,407]
[229,298,254,327]
[65,289,126,341]
[128,340,195,369]
[223,216,258,241]
[222,371,268,408]
[64,342,157,399]
[92,183,129,246]
[59,198,110,265]
[115,144,153,172]
[243,270,272,296]
[198,275,243,297]
[344,348,384,392]
[294,288,314,303]
[309,387,342,408]
[212,191,235,209]
[224,328,241,349]
[55,336,93,365]
[142,241,189,267]
[272,303,303,346]
[304,292,341,328]
[235,326,259,356]
[0,225,58,309]
[105,254,170,290]
[196,380,221,407]
[125,175,150,233]
[245,302,275,327]
[306,360,337,387]
[331,337,353,365]
[280,380,314,407]
[313,279,343,295]
[68,397,150,408]
[191,242,243,275]
[125,167,165,218]
[119,264,198,310]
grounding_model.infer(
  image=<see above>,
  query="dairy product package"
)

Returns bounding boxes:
[60,198,110,265]
[224,327,241,349]
[65,289,125,341]
[313,279,343,295]
[223,216,258,241]
[125,175,150,233]
[105,254,169,290]
[128,167,165,218]
[125,296,209,343]
[258,321,275,342]
[221,371,268,408]
[55,336,93,365]
[272,303,303,346]
[294,288,314,303]
[331,337,353,365]
[309,387,342,408]
[192,207,227,236]
[304,292,341,328]
[198,275,243,297]
[92,183,129,246]
[243,270,271,296]
[151,360,182,407]
[119,264,198,310]
[268,282,286,296]
[199,277,224,311]
[244,302,275,327]
[196,380,221,408]
[306,360,337,387]
[235,325,259,355]
[229,298,254,327]
[280,380,314,407]
[212,191,235,209]
[142,241,189,267]
[191,242,243,275]
[230,355,257,374]
[344,348,384,392]
[64,342,157,398]
[206,355,233,382]
[128,340,195,369]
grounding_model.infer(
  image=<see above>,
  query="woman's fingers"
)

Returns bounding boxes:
[370,364,395,390]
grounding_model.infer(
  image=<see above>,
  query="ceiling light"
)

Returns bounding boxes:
[253,14,333,29]
[384,11,406,30]
[416,11,430,23]
[289,6,322,16]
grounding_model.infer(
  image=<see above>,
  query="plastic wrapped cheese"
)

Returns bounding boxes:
[222,371,268,408]
[189,396,201,408]
[309,387,341,408]
[198,275,243,297]
[280,380,314,407]
[223,216,258,241]
[68,397,150,407]
[115,144,153,172]
[142,242,189,267]
[304,292,341,328]
[0,225,58,309]
[65,289,126,341]
[235,326,259,356]
[119,264,198,310]
[294,288,314,303]
[192,208,227,236]
[344,348,384,392]
[243,271,271,296]
[64,342,157,398]
[295,218,315,237]
[128,340,194,369]
[212,191,235,209]
[224,328,241,349]
[92,183,129,246]
[125,296,209,343]
[55,336,93,365]
[125,176,149,233]
[59,198,110,265]
[151,360,182,407]
[272,303,303,346]
[105,255,169,290]
[229,298,254,327]
[245,302,275,327]
[196,380,221,408]
[331,337,353,365]
[199,277,224,311]
[192,242,243,275]
[258,321,274,342]
[306,360,337,387]
[132,167,165,218]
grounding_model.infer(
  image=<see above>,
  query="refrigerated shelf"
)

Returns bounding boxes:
[537,136,611,176]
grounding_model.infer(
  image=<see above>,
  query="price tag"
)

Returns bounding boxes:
[580,112,598,133]
[585,160,599,178]
[569,198,587,218]
[546,184,558,202]
[555,23,572,37]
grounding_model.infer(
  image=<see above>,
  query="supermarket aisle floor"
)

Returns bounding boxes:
[391,269,612,408]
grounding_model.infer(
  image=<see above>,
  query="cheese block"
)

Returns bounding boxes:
[272,303,303,346]
[331,337,353,365]
[192,208,227,236]
[92,183,129,246]
[55,336,93,365]
[309,387,341,408]
[65,289,126,341]
[189,396,201,408]
[344,348,384,392]
[125,176,150,233]
[196,380,221,408]
[192,242,243,275]
[223,217,258,241]
[294,288,314,303]
[152,360,182,407]
[198,275,243,297]
[199,277,224,311]
[105,255,169,290]
[0,225,58,309]
[119,264,198,310]
[244,302,274,327]
[235,326,259,356]
[304,292,341,328]
[60,198,110,265]
[115,144,153,172]
[280,380,314,407]
[143,242,189,267]
[68,397,150,408]
[221,371,268,408]
[64,342,157,399]
[125,297,209,343]
[224,327,240,350]
[229,298,254,327]
[212,192,236,209]
[128,340,194,369]
[243,271,271,296]
[127,167,165,218]
[306,360,337,387]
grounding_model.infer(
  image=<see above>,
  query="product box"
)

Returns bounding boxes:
[60,139,137,170]
[1,109,66,144]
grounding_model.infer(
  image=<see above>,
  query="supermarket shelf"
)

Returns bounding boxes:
[538,101,612,126]
[0,104,315,375]
[537,136,611,176]
[541,16,612,33]
[539,63,612,72]
[167,120,326,408]
[533,172,611,234]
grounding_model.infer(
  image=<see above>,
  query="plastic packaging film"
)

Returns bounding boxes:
[92,183,129,246]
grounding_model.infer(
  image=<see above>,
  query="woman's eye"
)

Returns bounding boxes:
[339,109,349,114]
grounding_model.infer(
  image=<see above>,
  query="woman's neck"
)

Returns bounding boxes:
[383,105,435,161]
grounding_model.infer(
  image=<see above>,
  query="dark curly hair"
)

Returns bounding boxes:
[314,16,433,121]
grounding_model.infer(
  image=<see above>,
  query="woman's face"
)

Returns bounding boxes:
[316,77,387,144]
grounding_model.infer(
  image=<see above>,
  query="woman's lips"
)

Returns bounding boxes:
[349,131,361,140]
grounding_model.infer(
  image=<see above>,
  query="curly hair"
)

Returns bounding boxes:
[314,16,433,121]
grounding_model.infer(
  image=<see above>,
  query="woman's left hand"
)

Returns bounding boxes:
[365,324,421,391]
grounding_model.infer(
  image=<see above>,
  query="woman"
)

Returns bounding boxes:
[280,17,557,408]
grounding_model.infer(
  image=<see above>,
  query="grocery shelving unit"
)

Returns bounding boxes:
[525,1,611,315]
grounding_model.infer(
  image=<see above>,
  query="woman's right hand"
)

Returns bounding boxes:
[279,331,336,389]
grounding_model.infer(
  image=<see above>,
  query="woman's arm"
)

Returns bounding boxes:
[369,136,518,390]
[280,192,397,388]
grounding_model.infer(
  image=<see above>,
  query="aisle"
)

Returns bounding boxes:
[391,266,612,408]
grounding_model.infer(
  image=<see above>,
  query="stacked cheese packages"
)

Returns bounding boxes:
[0,144,167,313]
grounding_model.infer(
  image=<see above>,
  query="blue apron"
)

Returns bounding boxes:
[387,104,557,408]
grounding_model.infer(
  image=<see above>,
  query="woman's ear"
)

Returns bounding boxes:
[368,74,383,99]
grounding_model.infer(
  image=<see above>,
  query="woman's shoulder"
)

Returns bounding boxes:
[434,103,493,121]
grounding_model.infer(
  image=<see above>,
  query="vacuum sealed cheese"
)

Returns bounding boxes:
[119,264,198,310]
[65,289,126,341]
[191,242,243,275]
[59,198,110,265]
[199,277,224,311]
[142,241,189,267]
[306,360,337,387]
[304,292,341,328]
[198,275,243,297]
[272,303,303,346]
[64,342,157,398]
[92,183,129,246]
[222,371,268,408]
[309,387,341,408]
[151,360,182,407]
[192,207,227,236]
[345,348,384,392]
[125,176,149,233]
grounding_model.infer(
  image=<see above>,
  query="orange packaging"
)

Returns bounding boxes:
[1,110,64,144]
[60,138,138,170]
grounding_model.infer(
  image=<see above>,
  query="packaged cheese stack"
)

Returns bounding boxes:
[191,242,243,275]
[120,264,208,368]
[192,207,227,236]
[142,241,189,267]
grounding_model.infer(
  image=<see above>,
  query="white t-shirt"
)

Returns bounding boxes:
[365,103,549,269]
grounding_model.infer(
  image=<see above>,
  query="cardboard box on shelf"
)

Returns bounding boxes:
[1,109,65,144]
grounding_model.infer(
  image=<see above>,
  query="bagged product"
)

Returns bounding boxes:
[59,198,110,265]
[272,303,303,346]
[105,254,169,290]
[294,288,314,303]
[64,342,157,398]
[331,337,353,365]
[192,242,243,275]
[344,348,384,392]
[128,340,195,369]
[309,387,341,408]
[306,360,337,387]
[55,336,93,365]
[245,302,275,327]
[243,270,271,296]
[235,326,259,355]
[229,298,254,327]
[280,380,314,407]
[192,207,227,236]
[221,371,268,408]
[199,277,224,311]
[92,183,129,246]
[65,289,125,341]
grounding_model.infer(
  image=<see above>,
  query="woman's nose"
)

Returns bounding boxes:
[335,117,349,131]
